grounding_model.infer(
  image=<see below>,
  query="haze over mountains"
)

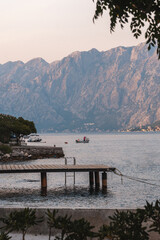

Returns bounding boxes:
[0,43,160,132]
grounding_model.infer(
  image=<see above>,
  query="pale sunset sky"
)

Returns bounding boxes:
[0,0,145,64]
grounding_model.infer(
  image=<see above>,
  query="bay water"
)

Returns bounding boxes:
[0,132,160,209]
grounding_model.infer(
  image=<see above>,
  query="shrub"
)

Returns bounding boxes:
[144,200,160,234]
[0,145,12,154]
[98,209,149,240]
[0,232,11,240]
[0,208,43,240]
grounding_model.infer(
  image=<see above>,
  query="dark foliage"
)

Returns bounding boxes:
[93,0,160,58]
[46,209,58,240]
[0,145,12,154]
[0,114,37,143]
[98,209,149,240]
[0,208,43,240]
[144,200,160,234]
[46,209,97,240]
[0,232,11,240]
[66,218,97,240]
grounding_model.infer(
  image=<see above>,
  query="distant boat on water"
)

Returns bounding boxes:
[76,136,89,143]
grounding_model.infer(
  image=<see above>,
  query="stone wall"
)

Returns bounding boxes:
[0,208,120,235]
[1,146,64,162]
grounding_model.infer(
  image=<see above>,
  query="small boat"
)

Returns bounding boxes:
[76,137,89,143]
[27,134,42,142]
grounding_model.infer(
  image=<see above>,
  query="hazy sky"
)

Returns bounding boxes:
[0,0,146,64]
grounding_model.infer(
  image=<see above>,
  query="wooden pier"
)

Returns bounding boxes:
[0,164,116,196]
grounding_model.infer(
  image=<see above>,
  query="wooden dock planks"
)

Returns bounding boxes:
[0,164,115,173]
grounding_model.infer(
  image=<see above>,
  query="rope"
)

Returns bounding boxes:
[113,168,160,187]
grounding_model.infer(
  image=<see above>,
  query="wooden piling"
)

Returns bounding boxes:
[89,171,94,188]
[102,172,107,193]
[95,171,100,189]
[41,172,47,196]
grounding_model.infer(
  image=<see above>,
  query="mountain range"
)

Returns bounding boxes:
[0,42,160,132]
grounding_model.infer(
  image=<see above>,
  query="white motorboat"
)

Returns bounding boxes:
[27,134,42,142]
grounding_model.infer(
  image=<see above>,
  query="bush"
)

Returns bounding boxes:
[0,208,43,240]
[0,232,11,240]
[0,145,12,154]
[100,209,149,240]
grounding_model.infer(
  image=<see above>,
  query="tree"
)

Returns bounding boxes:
[46,209,58,240]
[0,114,37,143]
[66,218,97,240]
[46,210,97,240]
[0,232,11,240]
[98,209,149,240]
[93,0,160,58]
[46,210,72,240]
[144,200,160,234]
[54,214,72,240]
[98,224,113,240]
[18,117,37,134]
[0,208,43,240]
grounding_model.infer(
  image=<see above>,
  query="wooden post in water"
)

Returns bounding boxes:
[89,171,94,188]
[95,171,100,190]
[41,172,47,196]
[65,158,67,186]
[102,172,107,193]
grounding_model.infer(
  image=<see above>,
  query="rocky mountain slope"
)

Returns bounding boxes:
[0,43,160,132]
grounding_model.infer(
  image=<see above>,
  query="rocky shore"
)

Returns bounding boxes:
[0,146,64,162]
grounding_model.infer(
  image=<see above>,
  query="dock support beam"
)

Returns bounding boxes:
[95,171,100,190]
[102,172,107,193]
[41,172,47,196]
[89,171,94,188]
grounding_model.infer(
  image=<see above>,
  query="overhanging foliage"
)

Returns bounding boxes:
[93,0,160,58]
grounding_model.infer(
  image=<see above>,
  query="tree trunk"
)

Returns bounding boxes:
[22,231,26,240]
[49,227,51,240]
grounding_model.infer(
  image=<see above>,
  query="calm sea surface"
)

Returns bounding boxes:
[0,132,160,209]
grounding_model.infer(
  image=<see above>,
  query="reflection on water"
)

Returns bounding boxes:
[0,186,112,209]
[0,132,160,208]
